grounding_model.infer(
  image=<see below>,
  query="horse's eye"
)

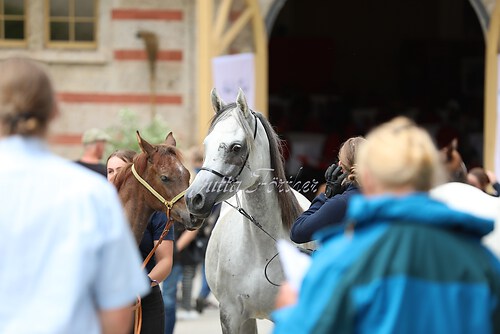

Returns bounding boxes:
[160,175,169,182]
[230,144,242,153]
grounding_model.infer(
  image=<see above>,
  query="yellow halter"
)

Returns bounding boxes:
[131,164,186,209]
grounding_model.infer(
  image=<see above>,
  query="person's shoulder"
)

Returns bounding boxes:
[345,183,361,194]
[430,182,500,221]
[50,156,116,196]
[63,158,108,181]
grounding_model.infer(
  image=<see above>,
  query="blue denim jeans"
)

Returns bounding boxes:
[198,263,211,299]
[162,264,182,334]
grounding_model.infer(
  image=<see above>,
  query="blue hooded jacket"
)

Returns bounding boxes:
[273,193,500,334]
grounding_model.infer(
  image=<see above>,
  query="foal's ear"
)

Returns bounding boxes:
[211,88,226,114]
[136,131,155,156]
[236,88,249,117]
[165,132,177,147]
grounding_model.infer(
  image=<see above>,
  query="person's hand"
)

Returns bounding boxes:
[486,170,498,184]
[324,164,348,198]
[275,282,298,309]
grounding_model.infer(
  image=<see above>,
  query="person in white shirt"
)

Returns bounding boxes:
[0,57,150,334]
[431,182,500,257]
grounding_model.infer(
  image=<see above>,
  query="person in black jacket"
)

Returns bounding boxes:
[290,136,365,244]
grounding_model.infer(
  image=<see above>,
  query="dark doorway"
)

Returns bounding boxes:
[268,0,485,199]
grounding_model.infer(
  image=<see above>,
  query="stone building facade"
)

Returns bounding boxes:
[0,0,495,159]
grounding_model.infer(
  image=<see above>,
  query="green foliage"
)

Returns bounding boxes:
[104,109,170,157]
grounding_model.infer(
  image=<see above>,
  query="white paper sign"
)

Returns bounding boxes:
[277,239,312,292]
[212,53,255,108]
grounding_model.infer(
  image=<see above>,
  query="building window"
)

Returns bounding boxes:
[46,0,97,48]
[0,0,26,45]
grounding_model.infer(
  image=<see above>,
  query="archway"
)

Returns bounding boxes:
[268,0,486,198]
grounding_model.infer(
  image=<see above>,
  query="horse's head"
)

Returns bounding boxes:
[134,131,205,231]
[440,138,467,183]
[186,88,265,218]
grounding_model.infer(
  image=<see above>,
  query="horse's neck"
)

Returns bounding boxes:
[240,170,287,238]
[118,180,154,244]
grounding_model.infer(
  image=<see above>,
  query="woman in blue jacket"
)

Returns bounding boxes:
[274,116,500,334]
[290,136,365,243]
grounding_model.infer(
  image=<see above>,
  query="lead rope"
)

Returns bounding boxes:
[134,214,174,334]
[134,207,176,334]
[224,193,277,242]
[131,164,186,334]
[224,193,281,286]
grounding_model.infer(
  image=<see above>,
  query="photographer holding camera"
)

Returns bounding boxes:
[290,136,365,244]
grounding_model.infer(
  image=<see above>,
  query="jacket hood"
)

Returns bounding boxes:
[345,193,494,238]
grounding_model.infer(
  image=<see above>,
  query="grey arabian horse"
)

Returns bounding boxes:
[186,89,311,333]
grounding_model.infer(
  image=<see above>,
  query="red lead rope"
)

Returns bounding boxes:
[134,207,175,334]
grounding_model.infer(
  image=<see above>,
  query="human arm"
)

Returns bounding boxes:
[290,190,351,244]
[99,307,134,334]
[275,282,298,309]
[149,239,173,284]
[92,183,149,334]
[486,170,500,196]
[175,229,198,252]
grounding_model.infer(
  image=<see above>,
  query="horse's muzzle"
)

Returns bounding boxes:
[187,215,205,230]
[186,190,215,219]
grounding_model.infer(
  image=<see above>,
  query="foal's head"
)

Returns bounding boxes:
[115,132,204,242]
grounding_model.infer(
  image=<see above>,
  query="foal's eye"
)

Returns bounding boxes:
[160,175,169,182]
[230,144,242,153]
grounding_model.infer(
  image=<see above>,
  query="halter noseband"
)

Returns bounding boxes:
[131,164,186,210]
[200,112,258,184]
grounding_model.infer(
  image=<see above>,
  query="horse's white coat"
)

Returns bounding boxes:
[186,90,311,334]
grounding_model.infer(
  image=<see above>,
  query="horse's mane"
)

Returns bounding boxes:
[113,155,144,191]
[209,105,303,230]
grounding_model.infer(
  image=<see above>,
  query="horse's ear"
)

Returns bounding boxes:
[451,138,458,150]
[165,132,177,147]
[136,131,155,156]
[236,88,249,117]
[211,88,226,114]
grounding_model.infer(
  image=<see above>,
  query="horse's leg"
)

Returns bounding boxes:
[220,307,244,334]
[240,319,258,334]
[219,307,259,334]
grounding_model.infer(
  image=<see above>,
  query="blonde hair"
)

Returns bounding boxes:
[0,58,55,137]
[338,136,365,185]
[357,116,443,192]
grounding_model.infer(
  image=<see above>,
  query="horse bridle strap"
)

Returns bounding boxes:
[131,164,186,209]
[200,111,259,183]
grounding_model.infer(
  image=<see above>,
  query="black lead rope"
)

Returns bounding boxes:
[224,195,281,287]
[223,198,277,242]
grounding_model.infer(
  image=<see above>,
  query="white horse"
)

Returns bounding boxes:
[185,88,311,334]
